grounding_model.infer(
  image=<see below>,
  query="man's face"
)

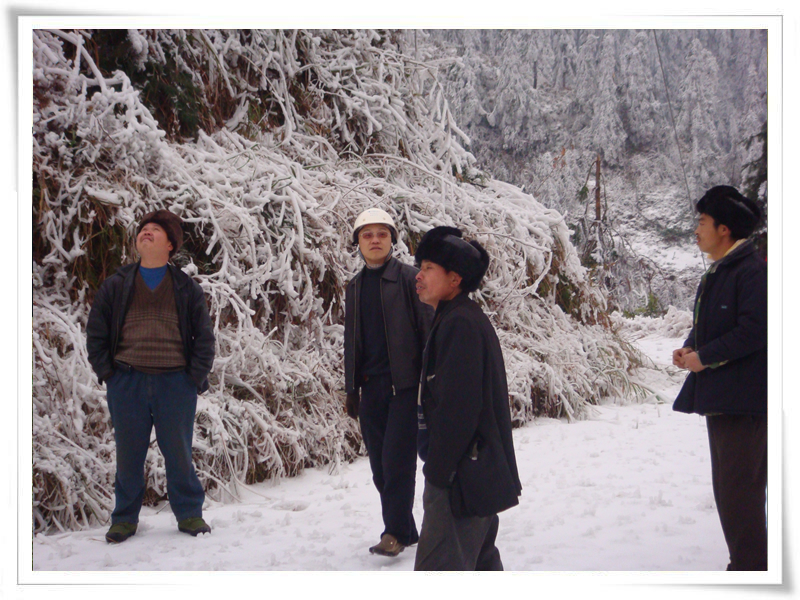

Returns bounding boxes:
[695,213,729,258]
[358,224,392,266]
[136,222,173,263]
[415,259,461,308]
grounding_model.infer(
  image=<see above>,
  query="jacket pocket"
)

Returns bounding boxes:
[449,434,519,518]
[183,369,198,389]
[104,368,122,387]
[421,372,437,411]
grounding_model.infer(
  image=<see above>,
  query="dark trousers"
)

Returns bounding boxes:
[358,373,419,546]
[414,480,503,571]
[106,367,205,525]
[706,414,768,571]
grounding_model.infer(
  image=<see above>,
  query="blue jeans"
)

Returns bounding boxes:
[358,373,419,546]
[106,367,205,524]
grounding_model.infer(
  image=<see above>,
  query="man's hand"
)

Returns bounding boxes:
[682,351,707,373]
[345,391,360,419]
[672,347,693,367]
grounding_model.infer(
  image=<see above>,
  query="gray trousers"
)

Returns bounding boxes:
[414,479,503,571]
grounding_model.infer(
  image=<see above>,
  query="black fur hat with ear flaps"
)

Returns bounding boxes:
[695,185,762,241]
[414,226,490,293]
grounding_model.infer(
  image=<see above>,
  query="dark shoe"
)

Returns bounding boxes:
[105,522,137,544]
[178,517,211,536]
[369,534,405,557]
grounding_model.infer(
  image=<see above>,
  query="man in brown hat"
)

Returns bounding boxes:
[87,209,215,543]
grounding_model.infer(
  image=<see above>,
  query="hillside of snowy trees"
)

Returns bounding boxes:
[31,28,759,535]
[424,30,768,312]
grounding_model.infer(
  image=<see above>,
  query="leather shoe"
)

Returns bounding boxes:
[369,534,405,557]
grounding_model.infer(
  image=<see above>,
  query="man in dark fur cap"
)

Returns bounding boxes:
[86,209,215,543]
[672,185,767,570]
[412,226,522,571]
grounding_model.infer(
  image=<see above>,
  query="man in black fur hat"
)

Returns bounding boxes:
[412,226,521,571]
[672,185,767,570]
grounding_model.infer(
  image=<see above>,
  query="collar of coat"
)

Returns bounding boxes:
[356,255,401,282]
[432,290,471,322]
[114,261,192,290]
[707,238,754,275]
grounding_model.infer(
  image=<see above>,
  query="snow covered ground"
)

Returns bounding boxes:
[30,396,721,572]
[26,322,778,595]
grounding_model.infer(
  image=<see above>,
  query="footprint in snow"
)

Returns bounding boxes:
[272,500,310,511]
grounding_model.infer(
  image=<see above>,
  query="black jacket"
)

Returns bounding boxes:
[673,241,767,415]
[86,262,216,392]
[344,256,433,394]
[419,293,522,513]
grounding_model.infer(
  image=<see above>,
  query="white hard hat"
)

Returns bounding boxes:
[352,208,398,245]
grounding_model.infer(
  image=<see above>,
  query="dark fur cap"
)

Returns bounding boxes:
[414,226,490,293]
[696,185,761,241]
[138,210,184,257]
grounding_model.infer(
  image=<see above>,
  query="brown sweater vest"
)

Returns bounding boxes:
[114,271,186,373]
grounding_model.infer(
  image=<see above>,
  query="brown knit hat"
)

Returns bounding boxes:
[137,210,183,257]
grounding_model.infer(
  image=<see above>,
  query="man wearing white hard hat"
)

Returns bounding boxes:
[344,208,433,557]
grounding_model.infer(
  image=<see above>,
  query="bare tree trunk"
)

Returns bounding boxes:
[595,153,602,223]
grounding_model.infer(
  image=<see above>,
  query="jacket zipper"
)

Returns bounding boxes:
[351,276,360,393]
[379,278,397,396]
[112,267,137,358]
[419,310,444,408]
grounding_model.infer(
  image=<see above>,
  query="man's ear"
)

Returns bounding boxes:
[717,223,731,239]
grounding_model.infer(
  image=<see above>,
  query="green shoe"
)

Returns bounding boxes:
[178,517,211,536]
[105,522,137,544]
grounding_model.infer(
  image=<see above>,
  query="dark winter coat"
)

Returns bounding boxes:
[86,262,216,392]
[344,256,433,394]
[419,292,522,516]
[673,240,767,416]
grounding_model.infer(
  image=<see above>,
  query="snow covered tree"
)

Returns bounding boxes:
[676,38,724,195]
[620,31,661,152]
[32,28,646,534]
[586,33,626,165]
[570,32,599,133]
[424,29,766,316]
